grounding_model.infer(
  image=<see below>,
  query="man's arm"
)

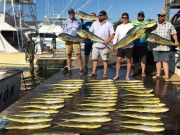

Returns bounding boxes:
[172,34,179,45]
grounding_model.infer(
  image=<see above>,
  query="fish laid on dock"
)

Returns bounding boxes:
[122,103,165,107]
[12,113,50,118]
[121,119,164,126]
[121,125,165,132]
[80,103,116,107]
[20,104,64,110]
[84,99,117,103]
[121,107,169,113]
[119,112,161,120]
[58,122,101,129]
[28,100,64,104]
[124,89,153,94]
[22,109,59,114]
[63,116,111,123]
[125,93,155,97]
[70,111,109,116]
[117,80,142,83]
[6,116,52,123]
[31,132,80,135]
[124,100,160,104]
[6,122,51,130]
[87,96,117,100]
[80,107,116,112]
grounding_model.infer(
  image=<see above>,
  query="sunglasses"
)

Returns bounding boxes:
[98,14,104,17]
[122,17,128,19]
[158,14,165,17]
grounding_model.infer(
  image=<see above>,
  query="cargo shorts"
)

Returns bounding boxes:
[65,41,81,55]
[92,46,109,61]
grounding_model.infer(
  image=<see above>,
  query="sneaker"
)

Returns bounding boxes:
[79,70,85,76]
[84,66,88,74]
[66,70,72,76]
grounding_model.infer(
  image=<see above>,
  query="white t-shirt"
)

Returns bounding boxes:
[89,20,114,48]
[113,23,134,48]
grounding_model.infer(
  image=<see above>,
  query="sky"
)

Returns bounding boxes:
[35,0,179,22]
[0,0,178,23]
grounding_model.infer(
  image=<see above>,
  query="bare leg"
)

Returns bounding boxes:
[141,62,146,76]
[92,60,98,74]
[126,57,132,80]
[113,57,122,80]
[162,61,169,80]
[156,61,161,76]
[103,60,108,77]
[67,54,72,71]
[76,53,83,70]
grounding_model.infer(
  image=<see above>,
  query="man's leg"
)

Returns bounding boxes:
[141,62,146,76]
[156,61,161,77]
[67,54,72,71]
[76,53,83,71]
[103,60,108,77]
[113,57,122,80]
[162,61,169,80]
[92,60,98,74]
[126,57,132,80]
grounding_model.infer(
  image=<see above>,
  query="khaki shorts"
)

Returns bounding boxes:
[65,41,81,55]
[92,46,109,61]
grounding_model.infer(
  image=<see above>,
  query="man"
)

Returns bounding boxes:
[131,11,147,77]
[62,8,84,76]
[81,12,96,73]
[113,13,134,80]
[152,10,179,81]
[89,10,114,78]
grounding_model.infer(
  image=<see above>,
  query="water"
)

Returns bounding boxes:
[1,66,180,135]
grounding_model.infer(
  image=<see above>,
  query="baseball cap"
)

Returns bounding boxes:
[158,10,166,16]
[121,12,129,18]
[138,11,145,16]
[68,8,75,14]
[99,10,107,16]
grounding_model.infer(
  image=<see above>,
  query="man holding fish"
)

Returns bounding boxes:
[88,10,115,78]
[152,10,179,81]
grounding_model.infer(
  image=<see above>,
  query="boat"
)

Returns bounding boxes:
[0,0,66,70]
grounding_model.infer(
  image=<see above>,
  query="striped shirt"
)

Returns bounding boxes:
[153,21,177,51]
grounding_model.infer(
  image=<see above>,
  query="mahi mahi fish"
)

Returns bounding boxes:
[6,122,51,130]
[121,107,169,113]
[125,89,153,94]
[80,103,116,107]
[147,33,178,46]
[63,116,111,123]
[70,111,109,116]
[122,103,165,107]
[121,125,165,132]
[58,122,101,129]
[57,33,84,43]
[80,107,116,112]
[121,119,164,126]
[76,11,98,21]
[22,109,59,114]
[12,113,50,118]
[6,116,52,123]
[119,112,160,120]
[20,104,64,110]
[112,20,157,50]
[125,93,155,97]
[31,132,80,135]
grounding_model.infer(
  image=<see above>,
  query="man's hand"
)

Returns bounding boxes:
[103,40,109,45]
[175,41,180,46]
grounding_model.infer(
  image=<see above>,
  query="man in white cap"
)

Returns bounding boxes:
[152,10,179,81]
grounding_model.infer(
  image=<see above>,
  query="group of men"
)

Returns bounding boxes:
[62,8,179,81]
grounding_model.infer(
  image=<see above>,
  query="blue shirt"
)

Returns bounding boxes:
[131,20,148,46]
[62,18,81,36]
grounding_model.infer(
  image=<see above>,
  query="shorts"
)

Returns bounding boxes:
[117,48,133,58]
[133,46,148,64]
[153,51,170,62]
[65,41,81,55]
[92,47,109,61]
[84,39,93,55]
